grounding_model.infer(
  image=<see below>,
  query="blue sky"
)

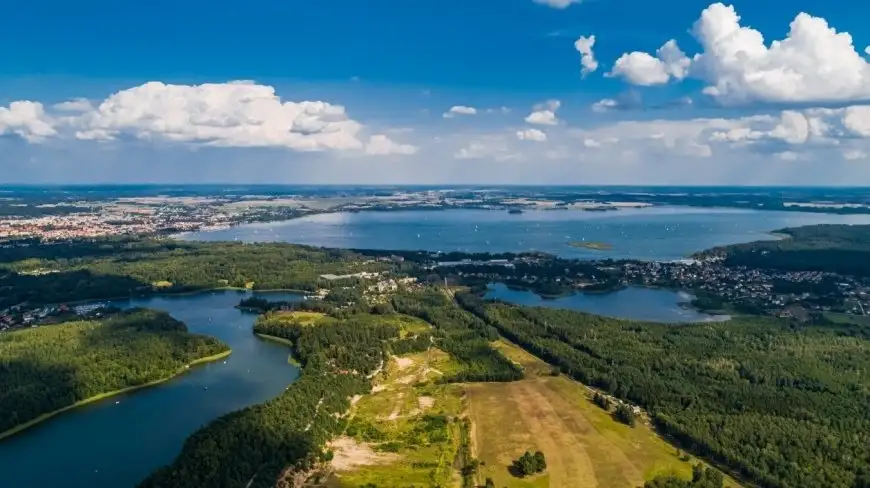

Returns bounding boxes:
[3,0,870,185]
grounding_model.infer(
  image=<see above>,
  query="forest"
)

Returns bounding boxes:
[138,312,399,488]
[0,238,387,308]
[0,309,228,436]
[698,224,870,277]
[391,289,523,383]
[455,291,870,488]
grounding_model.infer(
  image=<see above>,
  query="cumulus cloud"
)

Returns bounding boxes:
[443,106,478,118]
[525,100,561,126]
[516,128,548,142]
[591,98,619,112]
[574,36,599,77]
[533,0,581,8]
[0,101,57,142]
[0,81,416,156]
[365,134,418,155]
[609,40,691,86]
[53,99,93,113]
[611,3,870,104]
[843,149,868,161]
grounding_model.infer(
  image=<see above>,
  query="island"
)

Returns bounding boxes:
[0,308,229,440]
[568,240,614,251]
[508,208,523,214]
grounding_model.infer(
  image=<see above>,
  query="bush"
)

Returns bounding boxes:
[615,404,636,427]
[512,450,547,477]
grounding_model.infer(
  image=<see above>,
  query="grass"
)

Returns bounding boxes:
[491,339,554,377]
[328,351,466,488]
[272,310,328,326]
[465,341,741,488]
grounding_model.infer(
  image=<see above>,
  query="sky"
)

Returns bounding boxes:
[3,0,870,185]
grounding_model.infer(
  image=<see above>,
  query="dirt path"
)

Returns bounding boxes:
[511,381,599,488]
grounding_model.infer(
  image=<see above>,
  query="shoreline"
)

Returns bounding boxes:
[0,349,232,442]
[50,287,309,308]
[254,333,302,366]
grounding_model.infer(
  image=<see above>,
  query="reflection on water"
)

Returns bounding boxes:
[0,291,302,488]
[180,207,870,261]
[484,283,729,323]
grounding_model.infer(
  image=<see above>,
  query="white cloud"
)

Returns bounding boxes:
[72,81,366,151]
[574,35,599,77]
[516,128,548,142]
[525,100,561,126]
[486,106,512,114]
[842,106,870,137]
[0,101,57,143]
[609,40,690,86]
[533,0,581,9]
[443,105,478,118]
[0,81,423,156]
[583,138,601,148]
[591,98,618,112]
[843,149,868,161]
[364,134,418,155]
[53,99,94,113]
[612,3,870,104]
[776,151,800,161]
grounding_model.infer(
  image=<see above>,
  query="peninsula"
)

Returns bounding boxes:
[568,240,614,251]
[0,308,229,439]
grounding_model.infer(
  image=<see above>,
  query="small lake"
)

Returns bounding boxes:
[179,207,870,261]
[485,283,729,323]
[0,290,302,488]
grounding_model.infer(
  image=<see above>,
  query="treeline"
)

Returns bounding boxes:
[455,291,870,488]
[392,289,523,383]
[138,313,399,488]
[0,238,388,308]
[699,224,870,277]
[0,309,228,435]
[645,465,724,488]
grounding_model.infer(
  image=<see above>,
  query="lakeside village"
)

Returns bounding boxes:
[0,302,112,332]
[429,254,870,320]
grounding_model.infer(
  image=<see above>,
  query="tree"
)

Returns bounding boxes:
[484,478,495,488]
[615,404,636,427]
[512,450,547,477]
[593,392,611,411]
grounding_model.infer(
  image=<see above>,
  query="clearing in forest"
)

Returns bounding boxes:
[327,350,467,488]
[466,340,739,488]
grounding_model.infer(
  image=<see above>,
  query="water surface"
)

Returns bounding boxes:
[485,283,728,323]
[180,207,870,261]
[0,290,301,488]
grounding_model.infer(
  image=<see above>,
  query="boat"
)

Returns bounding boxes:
[508,208,523,214]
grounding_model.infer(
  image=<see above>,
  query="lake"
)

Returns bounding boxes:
[180,207,870,261]
[0,290,302,488]
[485,283,728,323]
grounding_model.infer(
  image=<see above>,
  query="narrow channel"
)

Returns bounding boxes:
[0,290,301,488]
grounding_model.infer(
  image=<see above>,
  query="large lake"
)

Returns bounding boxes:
[0,291,302,488]
[180,207,870,260]
[485,283,728,323]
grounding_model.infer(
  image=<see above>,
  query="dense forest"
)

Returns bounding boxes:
[698,224,870,277]
[0,309,228,436]
[456,291,870,488]
[392,289,523,383]
[0,238,387,308]
[138,312,400,488]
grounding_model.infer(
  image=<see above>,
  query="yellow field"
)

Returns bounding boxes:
[273,310,328,325]
[466,341,741,488]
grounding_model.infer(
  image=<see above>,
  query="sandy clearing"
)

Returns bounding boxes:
[394,356,415,370]
[329,436,400,472]
[417,396,435,409]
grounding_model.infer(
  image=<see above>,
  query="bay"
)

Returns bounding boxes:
[180,207,870,261]
[485,283,728,323]
[0,290,302,488]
